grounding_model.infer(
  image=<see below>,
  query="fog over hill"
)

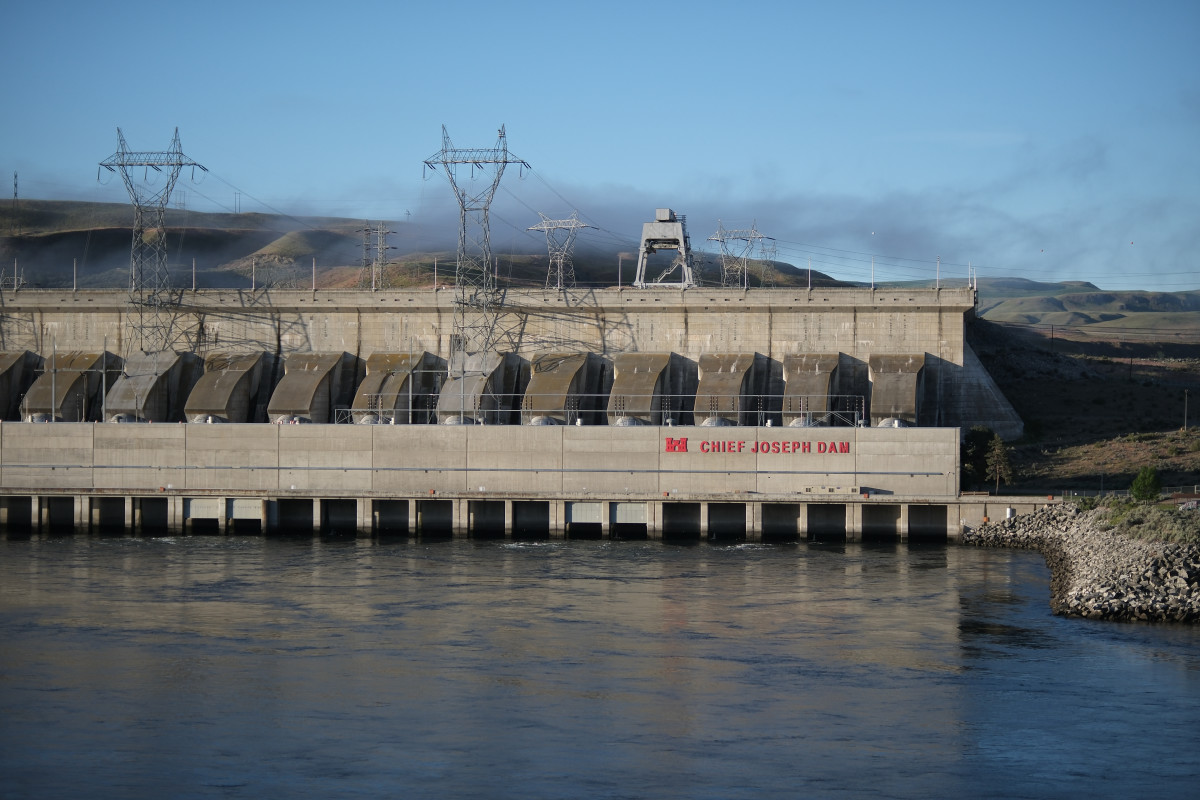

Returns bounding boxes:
[0,200,850,290]
[2,201,1197,340]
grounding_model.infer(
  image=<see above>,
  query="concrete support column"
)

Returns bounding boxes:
[261,500,270,536]
[549,500,565,539]
[453,498,468,538]
[601,502,611,539]
[648,501,663,540]
[356,498,369,538]
[125,497,134,533]
[747,503,763,542]
[700,502,709,538]
[312,498,322,536]
[504,500,514,538]
[798,503,809,540]
[169,495,182,534]
[846,503,862,542]
[407,499,417,537]
[74,496,85,531]
[899,504,910,542]
[949,503,965,542]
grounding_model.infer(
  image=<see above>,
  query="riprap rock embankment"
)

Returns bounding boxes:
[965,505,1200,622]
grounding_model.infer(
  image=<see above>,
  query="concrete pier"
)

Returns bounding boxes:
[0,487,1054,542]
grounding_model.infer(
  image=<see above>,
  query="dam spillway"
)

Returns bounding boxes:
[0,285,1027,539]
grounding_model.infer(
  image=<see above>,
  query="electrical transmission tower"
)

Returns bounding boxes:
[373,222,396,289]
[356,221,396,290]
[99,128,206,353]
[528,212,592,290]
[708,221,771,289]
[424,125,527,354]
[757,236,778,288]
[356,221,372,287]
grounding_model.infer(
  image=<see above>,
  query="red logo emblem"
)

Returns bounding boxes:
[664,437,689,453]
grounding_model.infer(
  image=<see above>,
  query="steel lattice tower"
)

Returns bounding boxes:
[374,222,396,289]
[424,125,527,354]
[756,236,778,288]
[99,128,206,353]
[355,221,396,290]
[528,212,592,290]
[708,221,769,289]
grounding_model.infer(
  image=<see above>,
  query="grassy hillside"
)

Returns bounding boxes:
[0,199,851,290]
[968,318,1199,492]
[979,292,1200,348]
[1,199,360,236]
[983,290,1200,322]
[972,277,1101,303]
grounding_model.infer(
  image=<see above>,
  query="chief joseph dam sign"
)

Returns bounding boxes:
[665,437,852,455]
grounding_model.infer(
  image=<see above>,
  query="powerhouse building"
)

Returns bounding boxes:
[0,285,1026,539]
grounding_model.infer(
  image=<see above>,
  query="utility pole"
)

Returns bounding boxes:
[357,221,372,286]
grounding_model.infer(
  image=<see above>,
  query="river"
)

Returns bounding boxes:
[1,535,1198,799]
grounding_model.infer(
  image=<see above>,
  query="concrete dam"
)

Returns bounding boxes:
[0,285,1029,540]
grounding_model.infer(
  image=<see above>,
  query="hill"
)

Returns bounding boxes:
[981,289,1200,331]
[0,199,849,290]
[863,276,1200,343]
[967,318,1199,493]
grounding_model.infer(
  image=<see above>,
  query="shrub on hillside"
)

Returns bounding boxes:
[1098,503,1200,544]
[1130,466,1162,501]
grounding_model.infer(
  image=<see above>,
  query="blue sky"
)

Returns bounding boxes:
[4,0,1198,291]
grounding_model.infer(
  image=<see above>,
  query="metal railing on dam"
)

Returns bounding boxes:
[334,392,869,428]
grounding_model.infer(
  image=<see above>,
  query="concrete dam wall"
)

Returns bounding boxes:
[0,285,1032,541]
[0,286,1021,434]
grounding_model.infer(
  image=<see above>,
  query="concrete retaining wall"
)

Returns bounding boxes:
[0,422,958,498]
[0,287,972,363]
[0,286,1026,434]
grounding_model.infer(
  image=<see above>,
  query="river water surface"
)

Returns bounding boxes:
[1,535,1198,799]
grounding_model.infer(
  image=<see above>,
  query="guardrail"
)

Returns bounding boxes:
[335,392,870,427]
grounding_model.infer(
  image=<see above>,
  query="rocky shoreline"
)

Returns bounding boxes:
[964,505,1200,622]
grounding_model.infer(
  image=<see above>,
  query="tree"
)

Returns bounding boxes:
[985,434,1012,494]
[1130,466,1162,502]
[961,425,994,490]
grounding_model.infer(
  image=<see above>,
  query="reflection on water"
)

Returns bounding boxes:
[1,537,1198,799]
